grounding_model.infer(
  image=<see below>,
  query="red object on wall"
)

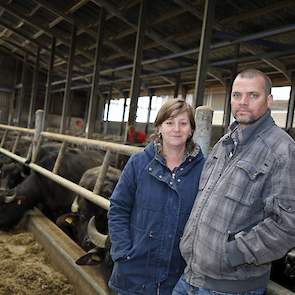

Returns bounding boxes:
[127,127,147,144]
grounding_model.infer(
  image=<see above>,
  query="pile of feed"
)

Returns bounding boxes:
[0,230,75,295]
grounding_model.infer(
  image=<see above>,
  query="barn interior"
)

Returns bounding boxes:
[0,0,294,143]
[0,1,295,294]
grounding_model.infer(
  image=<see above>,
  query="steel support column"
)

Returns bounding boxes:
[182,85,188,100]
[16,54,27,126]
[83,89,90,134]
[192,0,216,108]
[85,8,106,139]
[223,45,239,133]
[174,74,180,98]
[103,86,112,135]
[120,93,128,137]
[28,47,40,128]
[8,60,18,125]
[97,90,106,134]
[145,89,154,135]
[60,25,77,134]
[125,0,149,142]
[43,37,56,130]
[223,80,232,133]
[286,74,295,131]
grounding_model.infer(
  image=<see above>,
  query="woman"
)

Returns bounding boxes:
[108,99,205,294]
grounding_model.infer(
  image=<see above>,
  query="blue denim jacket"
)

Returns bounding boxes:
[108,142,205,294]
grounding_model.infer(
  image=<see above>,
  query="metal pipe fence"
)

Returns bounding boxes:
[0,123,142,211]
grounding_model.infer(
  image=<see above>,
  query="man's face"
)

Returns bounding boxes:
[231,75,273,128]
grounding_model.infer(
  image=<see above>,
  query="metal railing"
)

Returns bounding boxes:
[0,111,142,211]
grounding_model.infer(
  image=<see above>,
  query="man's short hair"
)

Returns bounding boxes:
[236,69,272,95]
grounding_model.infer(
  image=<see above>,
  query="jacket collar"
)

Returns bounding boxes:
[226,109,275,146]
[144,141,202,166]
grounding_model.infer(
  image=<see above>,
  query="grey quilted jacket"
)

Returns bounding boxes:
[180,110,295,293]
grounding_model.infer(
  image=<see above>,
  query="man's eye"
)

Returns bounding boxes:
[250,93,258,99]
[232,93,240,99]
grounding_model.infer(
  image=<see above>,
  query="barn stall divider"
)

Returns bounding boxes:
[0,118,294,295]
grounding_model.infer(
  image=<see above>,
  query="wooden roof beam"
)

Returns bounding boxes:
[0,18,77,75]
[173,0,291,82]
[221,0,295,25]
[27,0,135,64]
[243,44,291,82]
[0,1,94,61]
[91,0,183,53]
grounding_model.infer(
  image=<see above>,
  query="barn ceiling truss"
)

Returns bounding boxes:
[0,0,294,97]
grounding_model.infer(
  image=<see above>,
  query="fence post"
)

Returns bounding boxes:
[33,110,44,161]
[193,106,213,157]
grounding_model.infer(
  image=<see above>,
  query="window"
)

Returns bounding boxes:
[104,96,165,123]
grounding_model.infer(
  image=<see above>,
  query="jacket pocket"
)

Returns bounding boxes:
[225,160,270,206]
[278,199,295,213]
[220,233,271,280]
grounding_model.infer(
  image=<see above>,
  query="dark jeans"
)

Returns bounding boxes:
[172,275,265,295]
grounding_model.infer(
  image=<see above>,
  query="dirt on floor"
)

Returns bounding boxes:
[0,229,75,295]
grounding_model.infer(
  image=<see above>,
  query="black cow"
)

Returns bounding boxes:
[0,143,32,189]
[0,154,14,170]
[0,143,78,190]
[271,250,295,291]
[285,250,295,281]
[0,161,29,189]
[0,148,105,230]
[56,165,121,265]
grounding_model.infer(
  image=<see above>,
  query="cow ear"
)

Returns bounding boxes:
[75,250,102,265]
[56,213,78,228]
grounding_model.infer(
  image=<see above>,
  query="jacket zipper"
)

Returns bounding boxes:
[157,282,160,295]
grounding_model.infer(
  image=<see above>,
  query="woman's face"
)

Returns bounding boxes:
[159,111,192,150]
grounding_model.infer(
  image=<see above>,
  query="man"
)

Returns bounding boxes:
[173,69,295,295]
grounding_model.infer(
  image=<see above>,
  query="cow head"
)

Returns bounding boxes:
[75,216,112,267]
[56,165,120,250]
[56,196,108,251]
[0,162,30,189]
[0,188,34,230]
[56,212,80,241]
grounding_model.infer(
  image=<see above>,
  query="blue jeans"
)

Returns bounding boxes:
[172,275,265,295]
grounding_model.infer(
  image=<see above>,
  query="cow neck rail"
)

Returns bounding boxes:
[0,124,35,134]
[42,131,143,156]
[0,147,110,210]
[0,124,144,213]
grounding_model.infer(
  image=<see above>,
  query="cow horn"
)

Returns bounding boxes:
[71,196,79,213]
[5,193,16,203]
[87,216,108,248]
